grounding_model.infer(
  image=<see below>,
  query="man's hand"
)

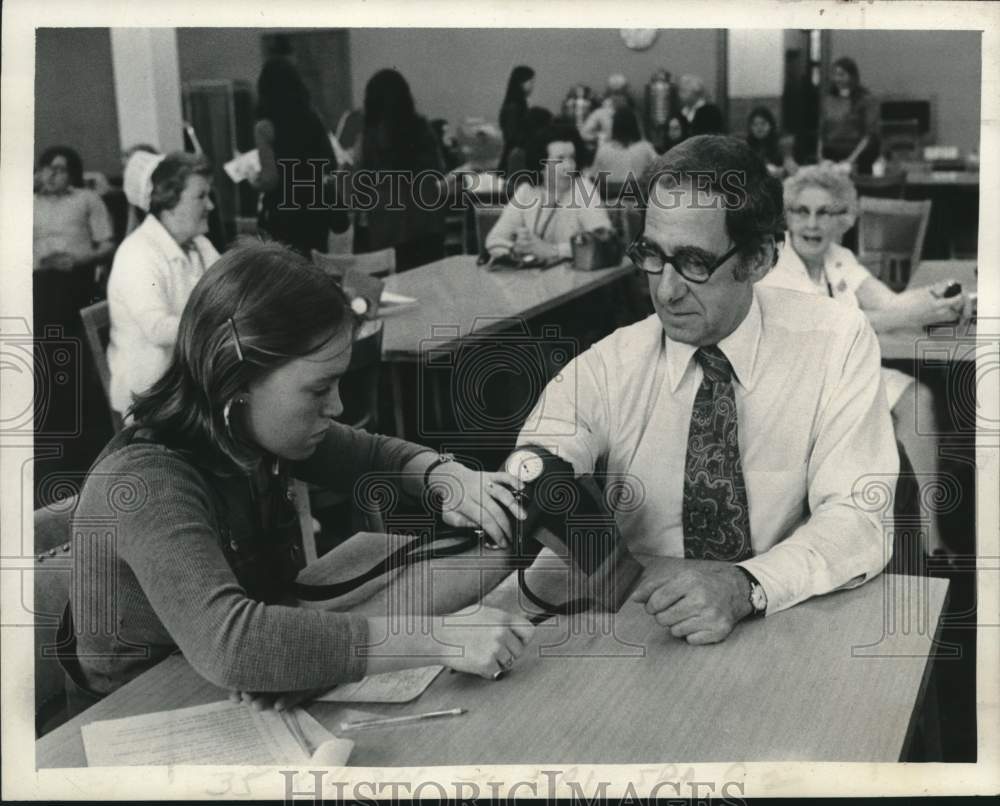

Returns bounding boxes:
[631,562,753,644]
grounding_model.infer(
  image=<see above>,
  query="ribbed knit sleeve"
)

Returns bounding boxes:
[292,422,432,492]
[96,444,371,692]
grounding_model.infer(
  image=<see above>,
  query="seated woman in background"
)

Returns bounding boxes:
[760,165,968,555]
[485,122,611,263]
[107,152,220,417]
[64,242,532,712]
[662,113,689,152]
[591,107,657,187]
[33,145,114,273]
[745,106,787,178]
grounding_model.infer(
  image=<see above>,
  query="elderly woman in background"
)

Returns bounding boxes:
[33,145,114,273]
[107,152,220,416]
[486,122,611,263]
[760,165,967,555]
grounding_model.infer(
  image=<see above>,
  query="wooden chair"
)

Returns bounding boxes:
[474,206,505,259]
[33,496,78,736]
[311,247,396,278]
[79,301,125,434]
[856,197,932,291]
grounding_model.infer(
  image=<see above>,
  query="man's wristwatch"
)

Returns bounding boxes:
[735,566,767,618]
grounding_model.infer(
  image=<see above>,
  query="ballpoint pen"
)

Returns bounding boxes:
[339,707,466,731]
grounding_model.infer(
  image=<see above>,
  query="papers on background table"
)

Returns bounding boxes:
[379,290,418,312]
[316,664,443,703]
[223,149,261,184]
[81,700,353,767]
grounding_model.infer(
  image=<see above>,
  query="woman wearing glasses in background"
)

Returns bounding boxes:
[485,122,611,264]
[759,164,968,557]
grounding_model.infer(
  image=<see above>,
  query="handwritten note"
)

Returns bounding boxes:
[316,665,444,703]
[81,700,352,767]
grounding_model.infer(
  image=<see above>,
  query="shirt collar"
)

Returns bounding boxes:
[663,290,762,394]
[140,213,196,264]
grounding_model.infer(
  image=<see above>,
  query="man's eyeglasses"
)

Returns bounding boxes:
[786,205,846,222]
[626,235,745,284]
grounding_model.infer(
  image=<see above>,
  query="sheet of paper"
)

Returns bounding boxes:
[82,700,312,767]
[293,708,354,766]
[380,290,417,306]
[223,149,261,184]
[316,665,444,703]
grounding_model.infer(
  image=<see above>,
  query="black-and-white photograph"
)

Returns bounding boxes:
[2,0,997,800]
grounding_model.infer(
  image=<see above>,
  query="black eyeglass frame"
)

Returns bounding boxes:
[625,233,747,285]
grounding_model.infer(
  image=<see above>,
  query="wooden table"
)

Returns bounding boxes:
[378,255,632,436]
[37,574,947,767]
[380,255,633,362]
[877,260,980,362]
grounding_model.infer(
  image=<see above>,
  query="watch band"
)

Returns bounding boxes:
[423,452,456,506]
[735,565,767,617]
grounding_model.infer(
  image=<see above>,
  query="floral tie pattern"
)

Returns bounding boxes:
[682,345,753,562]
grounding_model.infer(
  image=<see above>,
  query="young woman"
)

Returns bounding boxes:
[745,106,784,175]
[497,65,536,174]
[591,108,657,186]
[820,57,880,174]
[253,57,349,256]
[65,241,534,715]
[106,152,220,416]
[760,165,968,555]
[485,122,611,263]
[360,68,449,270]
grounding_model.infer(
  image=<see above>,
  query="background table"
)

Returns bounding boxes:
[37,574,947,767]
[380,255,633,362]
[877,260,979,362]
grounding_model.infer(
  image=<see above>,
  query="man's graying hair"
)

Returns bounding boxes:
[639,135,786,280]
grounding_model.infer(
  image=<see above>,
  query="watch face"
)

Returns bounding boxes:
[750,584,767,612]
[505,449,546,483]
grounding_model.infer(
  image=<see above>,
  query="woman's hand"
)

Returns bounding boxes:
[228,686,326,712]
[512,231,559,262]
[428,463,527,549]
[435,605,535,679]
[900,286,966,326]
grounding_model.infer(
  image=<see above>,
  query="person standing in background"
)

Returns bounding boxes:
[360,68,449,271]
[819,57,880,174]
[677,75,726,136]
[253,57,349,256]
[497,65,536,174]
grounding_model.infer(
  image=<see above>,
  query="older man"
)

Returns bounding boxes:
[512,135,897,643]
[678,74,726,136]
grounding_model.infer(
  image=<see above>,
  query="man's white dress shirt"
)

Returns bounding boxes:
[518,285,898,614]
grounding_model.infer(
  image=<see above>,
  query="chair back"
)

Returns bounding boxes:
[79,301,125,433]
[852,171,907,199]
[339,318,385,432]
[33,496,78,736]
[474,206,505,259]
[857,197,932,291]
[311,247,396,278]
